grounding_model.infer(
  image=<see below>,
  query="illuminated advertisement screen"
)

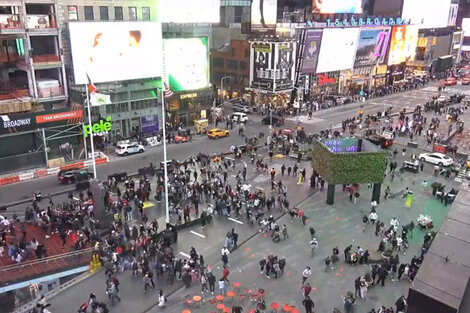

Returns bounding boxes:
[354,28,391,67]
[251,0,278,30]
[401,0,451,29]
[161,0,220,23]
[316,28,360,73]
[301,30,322,74]
[69,22,162,85]
[312,0,367,14]
[164,38,209,92]
[387,25,418,65]
[372,0,403,16]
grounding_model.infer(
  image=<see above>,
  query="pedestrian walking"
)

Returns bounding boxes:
[302,296,314,313]
[106,282,121,304]
[218,278,226,295]
[201,274,208,293]
[208,272,216,294]
[301,266,312,284]
[158,290,167,307]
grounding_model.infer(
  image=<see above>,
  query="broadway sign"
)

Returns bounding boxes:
[0,107,83,135]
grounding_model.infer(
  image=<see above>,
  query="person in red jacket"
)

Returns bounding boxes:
[301,282,312,298]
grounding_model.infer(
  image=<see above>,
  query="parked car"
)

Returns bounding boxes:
[115,142,145,156]
[233,104,251,113]
[58,169,93,184]
[231,112,248,123]
[419,152,453,167]
[207,128,230,139]
[444,77,457,86]
[262,116,284,126]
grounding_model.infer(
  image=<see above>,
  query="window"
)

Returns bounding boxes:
[84,6,94,20]
[129,7,137,20]
[245,48,249,58]
[213,58,224,68]
[68,6,78,21]
[226,60,238,70]
[142,7,150,20]
[99,6,109,21]
[114,6,123,20]
[240,61,246,70]
[234,6,243,23]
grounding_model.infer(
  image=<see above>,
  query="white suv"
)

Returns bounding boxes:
[231,112,248,123]
[115,142,145,156]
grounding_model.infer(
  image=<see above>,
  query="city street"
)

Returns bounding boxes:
[2,82,469,208]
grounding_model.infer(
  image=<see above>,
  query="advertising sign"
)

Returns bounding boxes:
[141,115,159,135]
[401,0,451,29]
[0,108,83,135]
[387,25,419,66]
[301,30,322,74]
[164,38,209,92]
[274,42,296,92]
[372,0,404,17]
[316,28,360,73]
[250,42,275,91]
[354,28,391,67]
[448,3,459,27]
[312,0,367,14]
[251,0,278,31]
[84,116,112,138]
[161,0,220,23]
[69,22,162,85]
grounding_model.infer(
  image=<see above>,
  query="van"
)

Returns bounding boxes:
[231,112,248,123]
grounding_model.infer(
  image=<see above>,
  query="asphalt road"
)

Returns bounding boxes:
[1,82,468,207]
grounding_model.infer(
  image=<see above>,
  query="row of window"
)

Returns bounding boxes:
[213,58,247,70]
[68,6,150,21]
[213,73,248,85]
[105,99,155,114]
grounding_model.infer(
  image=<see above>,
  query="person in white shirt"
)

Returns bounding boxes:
[368,211,378,225]
[302,266,312,284]
[390,217,399,231]
[220,247,230,256]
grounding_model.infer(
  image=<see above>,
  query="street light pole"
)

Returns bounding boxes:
[85,84,97,179]
[219,76,231,107]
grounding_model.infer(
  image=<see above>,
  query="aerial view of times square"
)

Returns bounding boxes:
[0,0,469,312]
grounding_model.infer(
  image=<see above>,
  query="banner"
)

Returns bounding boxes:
[274,42,296,92]
[141,115,159,135]
[302,30,322,74]
[250,42,276,91]
[0,107,84,135]
[251,0,278,32]
[90,93,112,106]
[354,28,391,67]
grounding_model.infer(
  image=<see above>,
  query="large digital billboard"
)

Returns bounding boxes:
[161,0,220,23]
[372,0,404,17]
[250,42,275,91]
[301,30,322,74]
[164,38,209,92]
[251,0,278,31]
[312,0,368,14]
[274,42,296,92]
[387,25,419,66]
[316,28,360,73]
[354,28,391,67]
[401,0,451,29]
[69,22,162,85]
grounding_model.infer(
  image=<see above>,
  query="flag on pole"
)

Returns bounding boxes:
[163,82,173,98]
[87,73,97,94]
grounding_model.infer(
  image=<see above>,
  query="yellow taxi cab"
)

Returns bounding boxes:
[207,128,230,139]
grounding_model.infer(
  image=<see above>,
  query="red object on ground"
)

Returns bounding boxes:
[271,302,280,310]
[216,295,225,301]
[282,304,293,312]
[233,282,241,288]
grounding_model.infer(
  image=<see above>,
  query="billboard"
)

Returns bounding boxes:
[164,38,209,92]
[69,22,162,85]
[354,28,391,67]
[312,0,367,14]
[372,0,404,17]
[251,0,278,31]
[448,3,458,27]
[401,0,451,29]
[0,107,83,135]
[161,0,220,23]
[141,115,159,134]
[316,28,360,73]
[388,25,419,65]
[274,42,296,92]
[301,30,322,74]
[250,42,275,91]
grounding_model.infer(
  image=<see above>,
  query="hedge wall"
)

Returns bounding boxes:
[311,141,387,185]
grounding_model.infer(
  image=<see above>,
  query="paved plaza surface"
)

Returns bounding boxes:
[3,82,469,313]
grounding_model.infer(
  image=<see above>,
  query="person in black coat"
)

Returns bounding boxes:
[208,272,216,294]
[302,296,314,313]
[377,265,388,286]
[395,295,407,312]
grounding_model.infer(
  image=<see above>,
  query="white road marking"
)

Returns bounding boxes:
[190,231,206,238]
[179,252,190,258]
[73,197,79,201]
[228,217,244,224]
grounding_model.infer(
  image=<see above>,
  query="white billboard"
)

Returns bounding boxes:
[402,0,451,29]
[316,28,360,73]
[69,22,162,85]
[161,0,220,23]
[251,0,278,30]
